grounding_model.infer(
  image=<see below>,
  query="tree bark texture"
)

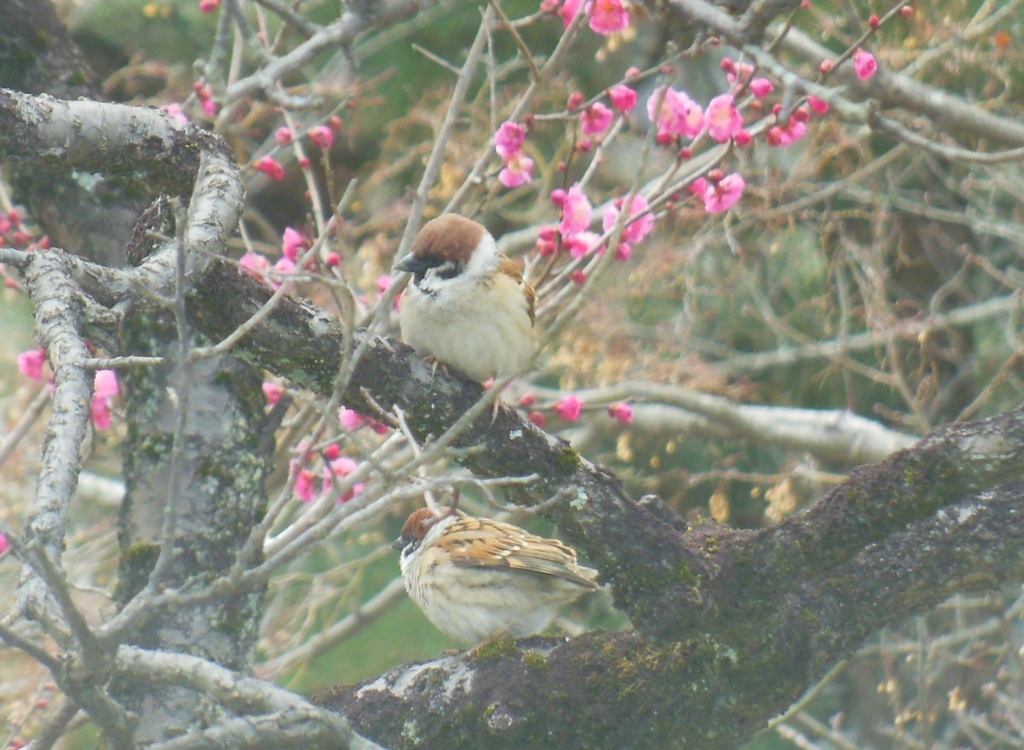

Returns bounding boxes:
[190,261,1024,749]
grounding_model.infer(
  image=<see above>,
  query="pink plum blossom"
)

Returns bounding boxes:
[499,151,534,188]
[90,392,114,430]
[609,84,637,114]
[726,61,755,87]
[308,125,334,150]
[766,117,808,147]
[559,185,592,237]
[322,456,364,502]
[267,257,296,290]
[281,227,308,262]
[239,252,270,279]
[807,96,830,114]
[263,381,285,406]
[705,94,744,143]
[588,0,630,35]
[495,122,533,188]
[603,194,655,244]
[560,0,584,27]
[495,122,527,159]
[161,103,190,123]
[339,406,368,431]
[853,48,878,80]
[0,532,8,557]
[94,370,119,400]
[703,173,745,214]
[275,127,294,145]
[582,102,614,135]
[291,458,317,503]
[273,256,296,277]
[647,87,704,140]
[564,231,602,259]
[199,0,220,11]
[17,348,46,381]
[91,370,119,430]
[608,402,633,423]
[553,395,583,421]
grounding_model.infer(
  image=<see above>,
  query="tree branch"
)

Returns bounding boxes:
[177,251,1024,747]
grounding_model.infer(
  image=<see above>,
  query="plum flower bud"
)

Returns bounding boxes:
[253,156,286,181]
[609,85,637,114]
[554,395,583,421]
[807,96,830,114]
[17,348,47,381]
[608,402,633,423]
[263,381,285,406]
[309,125,334,150]
[749,78,775,97]
[853,48,878,80]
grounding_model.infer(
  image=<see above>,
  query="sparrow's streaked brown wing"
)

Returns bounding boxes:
[445,516,598,588]
[497,255,537,326]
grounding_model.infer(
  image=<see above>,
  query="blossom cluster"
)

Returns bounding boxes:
[281,404,393,503]
[17,348,120,430]
[290,446,364,504]
[252,119,341,183]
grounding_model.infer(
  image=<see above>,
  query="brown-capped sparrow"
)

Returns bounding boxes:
[396,506,599,644]
[396,214,536,383]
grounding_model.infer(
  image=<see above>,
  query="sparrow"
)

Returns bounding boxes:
[396,214,536,383]
[396,506,599,644]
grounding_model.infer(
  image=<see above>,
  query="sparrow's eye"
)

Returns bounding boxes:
[435,261,463,280]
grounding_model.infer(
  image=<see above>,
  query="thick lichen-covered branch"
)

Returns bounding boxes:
[186,257,1024,748]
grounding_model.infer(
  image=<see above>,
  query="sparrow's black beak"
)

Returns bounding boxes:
[396,253,441,275]
[391,536,406,552]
